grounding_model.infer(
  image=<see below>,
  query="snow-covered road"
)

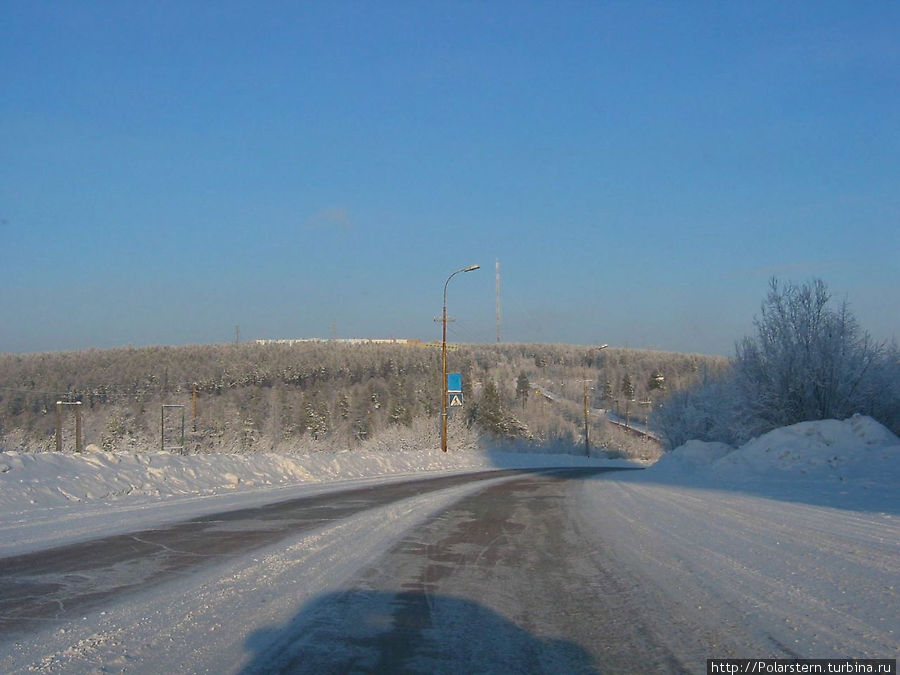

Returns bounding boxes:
[0,471,532,673]
[2,466,894,673]
[241,470,898,673]
[573,477,899,666]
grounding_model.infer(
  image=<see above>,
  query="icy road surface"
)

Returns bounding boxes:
[0,469,535,637]
[1,468,896,673]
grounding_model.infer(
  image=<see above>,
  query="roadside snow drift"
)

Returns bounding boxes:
[0,446,621,514]
[647,414,900,510]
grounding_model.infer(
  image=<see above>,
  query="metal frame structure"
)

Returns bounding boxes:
[161,404,186,453]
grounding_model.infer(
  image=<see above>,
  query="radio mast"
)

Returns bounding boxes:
[495,259,502,343]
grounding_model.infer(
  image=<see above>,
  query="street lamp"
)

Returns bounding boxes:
[441,264,480,452]
[583,344,609,456]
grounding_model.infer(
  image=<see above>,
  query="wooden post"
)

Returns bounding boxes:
[56,401,83,452]
[75,403,83,452]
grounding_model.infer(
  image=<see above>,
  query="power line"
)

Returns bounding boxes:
[447,319,493,344]
[0,385,72,397]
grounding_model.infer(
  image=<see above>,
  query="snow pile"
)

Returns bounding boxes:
[652,439,732,473]
[647,414,900,508]
[715,414,899,478]
[0,446,624,515]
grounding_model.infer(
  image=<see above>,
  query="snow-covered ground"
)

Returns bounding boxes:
[1,416,897,672]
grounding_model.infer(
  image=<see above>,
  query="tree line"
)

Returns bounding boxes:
[0,340,724,459]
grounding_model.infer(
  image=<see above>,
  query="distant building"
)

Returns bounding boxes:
[254,338,422,346]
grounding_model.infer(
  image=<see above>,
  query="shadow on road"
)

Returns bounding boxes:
[472,436,897,515]
[576,459,900,515]
[241,589,597,674]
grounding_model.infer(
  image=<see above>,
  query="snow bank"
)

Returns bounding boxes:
[647,415,900,510]
[715,415,899,478]
[650,439,732,473]
[0,446,625,515]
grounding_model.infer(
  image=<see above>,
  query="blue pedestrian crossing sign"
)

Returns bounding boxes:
[449,393,464,407]
[447,373,462,393]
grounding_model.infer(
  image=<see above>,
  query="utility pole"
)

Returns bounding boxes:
[583,345,608,457]
[583,379,590,456]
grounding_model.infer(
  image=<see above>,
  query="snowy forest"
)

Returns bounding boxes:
[5,279,889,460]
[0,341,722,461]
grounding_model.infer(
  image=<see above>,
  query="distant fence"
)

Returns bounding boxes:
[606,417,660,442]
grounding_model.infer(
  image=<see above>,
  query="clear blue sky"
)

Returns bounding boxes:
[2,1,898,355]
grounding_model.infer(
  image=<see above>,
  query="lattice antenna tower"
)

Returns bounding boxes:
[495,259,502,343]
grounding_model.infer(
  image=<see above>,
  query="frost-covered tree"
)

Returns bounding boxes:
[477,380,506,435]
[516,372,530,408]
[621,374,635,401]
[602,379,613,402]
[653,365,745,448]
[653,278,893,449]
[733,278,882,437]
[870,341,900,434]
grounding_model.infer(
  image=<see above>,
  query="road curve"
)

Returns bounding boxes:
[0,468,619,640]
[242,468,692,674]
[4,467,892,673]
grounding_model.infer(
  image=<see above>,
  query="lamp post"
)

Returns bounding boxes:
[442,264,480,452]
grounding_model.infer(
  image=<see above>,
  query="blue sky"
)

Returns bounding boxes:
[2,1,898,355]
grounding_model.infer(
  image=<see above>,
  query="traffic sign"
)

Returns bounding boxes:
[449,393,464,407]
[447,372,462,393]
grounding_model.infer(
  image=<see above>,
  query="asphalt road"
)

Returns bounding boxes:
[0,469,545,638]
[241,467,691,674]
